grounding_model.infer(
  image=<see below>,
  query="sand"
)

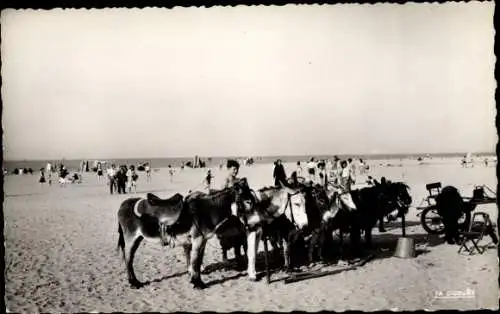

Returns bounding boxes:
[3,159,499,312]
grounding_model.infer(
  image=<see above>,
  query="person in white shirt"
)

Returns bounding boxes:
[107,165,117,194]
[330,156,342,185]
[145,163,151,182]
[337,160,357,211]
[316,160,328,187]
[126,165,138,193]
[46,162,53,185]
[296,161,303,178]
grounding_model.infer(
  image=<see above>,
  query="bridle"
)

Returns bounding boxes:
[383,184,411,217]
[284,190,302,228]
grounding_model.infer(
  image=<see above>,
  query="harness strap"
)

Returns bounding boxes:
[287,193,296,227]
[213,217,229,234]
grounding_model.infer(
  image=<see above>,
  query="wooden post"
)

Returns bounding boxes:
[401,212,406,237]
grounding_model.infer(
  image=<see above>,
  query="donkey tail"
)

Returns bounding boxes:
[117,223,125,253]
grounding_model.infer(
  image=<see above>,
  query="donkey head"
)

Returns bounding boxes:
[383,181,412,220]
[277,182,309,229]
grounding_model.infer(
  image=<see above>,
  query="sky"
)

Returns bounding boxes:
[1,3,496,160]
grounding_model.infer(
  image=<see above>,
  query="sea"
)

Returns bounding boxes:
[2,152,494,172]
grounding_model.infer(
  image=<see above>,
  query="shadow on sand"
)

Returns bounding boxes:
[380,220,422,232]
[261,232,443,285]
[142,271,188,286]
[145,231,454,287]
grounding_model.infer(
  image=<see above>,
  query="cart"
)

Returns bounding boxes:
[416,183,496,235]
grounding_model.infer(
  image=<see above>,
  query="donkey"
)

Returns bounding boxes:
[308,178,412,260]
[117,178,256,289]
[348,178,412,253]
[241,183,309,279]
[117,193,186,288]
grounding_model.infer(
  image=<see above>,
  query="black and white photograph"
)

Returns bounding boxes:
[1,2,498,312]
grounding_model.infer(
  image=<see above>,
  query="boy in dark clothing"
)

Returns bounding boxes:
[205,169,214,192]
[223,159,241,189]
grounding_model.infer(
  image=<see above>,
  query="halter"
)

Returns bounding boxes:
[382,184,410,217]
[285,191,301,228]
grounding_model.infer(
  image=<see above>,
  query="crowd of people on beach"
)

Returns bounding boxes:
[185,156,370,216]
[7,154,493,201]
[272,156,369,211]
[37,162,83,187]
[33,160,152,193]
[102,163,141,195]
[272,156,369,188]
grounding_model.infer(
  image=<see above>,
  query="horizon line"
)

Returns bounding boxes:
[3,151,496,162]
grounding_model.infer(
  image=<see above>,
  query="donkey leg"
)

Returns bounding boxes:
[124,234,144,288]
[246,229,262,281]
[189,236,207,289]
[349,226,362,258]
[338,229,344,260]
[378,216,386,232]
[282,238,290,270]
[308,231,318,264]
[183,242,192,270]
[221,247,229,263]
[364,228,373,250]
[242,236,248,259]
[234,242,246,267]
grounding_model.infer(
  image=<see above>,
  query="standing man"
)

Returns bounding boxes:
[107,164,117,194]
[204,169,214,192]
[330,156,341,185]
[46,162,53,186]
[358,158,366,175]
[337,160,357,211]
[273,159,287,187]
[116,165,127,194]
[307,157,317,183]
[296,161,303,178]
[348,158,357,180]
[145,163,151,182]
[80,160,85,174]
[168,165,174,182]
[317,160,328,187]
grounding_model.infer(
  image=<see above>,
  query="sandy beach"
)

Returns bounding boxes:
[3,158,498,312]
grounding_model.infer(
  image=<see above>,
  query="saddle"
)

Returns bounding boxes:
[137,193,184,226]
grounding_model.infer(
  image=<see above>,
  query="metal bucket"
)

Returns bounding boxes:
[394,237,415,259]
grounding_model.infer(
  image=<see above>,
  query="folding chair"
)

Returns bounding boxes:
[458,212,493,255]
